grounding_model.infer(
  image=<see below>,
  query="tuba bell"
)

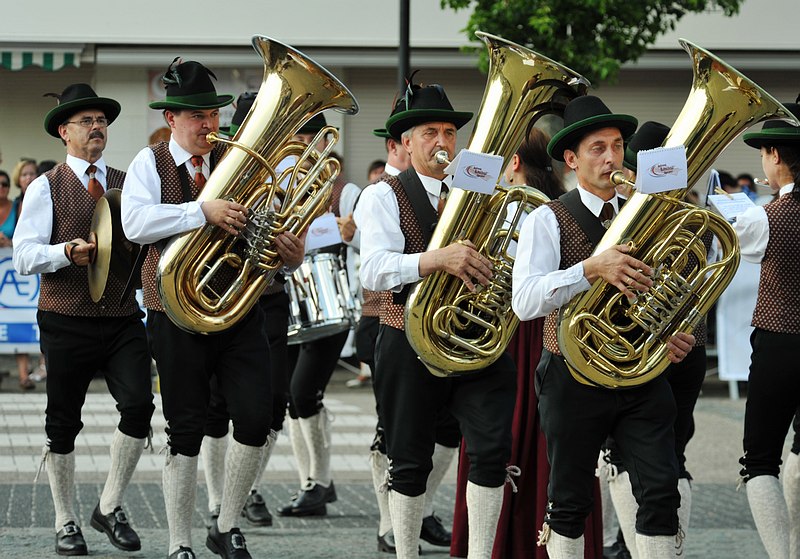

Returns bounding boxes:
[157,35,358,333]
[557,39,800,389]
[404,32,589,377]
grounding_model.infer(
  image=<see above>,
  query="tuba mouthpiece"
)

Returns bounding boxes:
[435,150,451,165]
[610,170,635,189]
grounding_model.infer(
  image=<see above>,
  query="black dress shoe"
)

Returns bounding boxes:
[277,481,334,516]
[55,521,87,556]
[168,546,196,559]
[241,490,273,526]
[377,531,396,553]
[420,513,452,547]
[90,503,141,551]
[206,520,251,559]
[603,541,632,559]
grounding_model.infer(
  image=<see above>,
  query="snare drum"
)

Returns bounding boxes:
[287,252,359,345]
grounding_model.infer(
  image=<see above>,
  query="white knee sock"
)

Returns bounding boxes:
[747,474,790,559]
[635,534,676,559]
[288,418,310,485]
[163,453,198,555]
[100,429,145,514]
[389,491,425,559]
[544,530,584,559]
[251,430,278,492]
[46,450,76,530]
[676,478,692,557]
[299,408,332,486]
[466,482,504,559]
[423,444,456,518]
[783,452,800,559]
[200,435,228,513]
[217,440,265,533]
[597,450,619,547]
[370,450,392,537]
[608,470,640,559]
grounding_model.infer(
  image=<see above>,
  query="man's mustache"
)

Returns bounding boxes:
[89,131,105,140]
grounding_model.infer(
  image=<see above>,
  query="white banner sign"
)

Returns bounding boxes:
[0,247,40,353]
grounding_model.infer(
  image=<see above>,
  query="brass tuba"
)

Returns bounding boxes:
[557,39,800,388]
[404,32,589,377]
[157,35,359,333]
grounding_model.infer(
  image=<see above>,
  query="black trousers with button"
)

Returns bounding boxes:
[38,310,154,454]
[537,349,679,538]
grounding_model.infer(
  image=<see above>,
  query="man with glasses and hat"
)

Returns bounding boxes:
[358,77,517,559]
[13,83,155,556]
[512,96,696,559]
[121,60,272,559]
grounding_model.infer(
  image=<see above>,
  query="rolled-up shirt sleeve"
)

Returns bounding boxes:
[512,204,591,321]
[121,147,207,245]
[12,175,71,275]
[358,181,421,292]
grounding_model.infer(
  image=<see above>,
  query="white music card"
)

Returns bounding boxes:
[304,212,343,252]
[444,149,503,195]
[635,145,688,194]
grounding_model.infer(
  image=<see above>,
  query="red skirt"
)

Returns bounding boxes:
[449,319,604,558]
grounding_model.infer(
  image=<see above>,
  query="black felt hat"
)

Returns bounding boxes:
[623,121,671,172]
[385,76,473,140]
[547,96,637,162]
[149,59,234,110]
[43,83,121,138]
[297,113,335,135]
[743,103,800,149]
[220,92,257,137]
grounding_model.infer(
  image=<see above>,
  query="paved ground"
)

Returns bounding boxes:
[0,358,786,558]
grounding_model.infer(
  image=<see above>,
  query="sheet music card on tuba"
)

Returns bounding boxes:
[635,145,688,194]
[444,149,504,194]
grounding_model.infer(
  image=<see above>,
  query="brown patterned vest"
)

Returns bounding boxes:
[361,289,382,317]
[379,175,428,330]
[542,200,597,354]
[140,142,226,311]
[752,194,800,334]
[38,163,138,317]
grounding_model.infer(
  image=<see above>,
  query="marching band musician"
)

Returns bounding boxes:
[359,78,517,559]
[277,113,348,517]
[13,84,155,556]
[121,60,271,559]
[511,96,696,559]
[200,92,306,528]
[734,101,800,559]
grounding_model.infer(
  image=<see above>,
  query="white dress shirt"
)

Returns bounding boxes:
[121,137,208,245]
[359,171,451,293]
[732,183,794,264]
[13,155,109,275]
[512,186,620,321]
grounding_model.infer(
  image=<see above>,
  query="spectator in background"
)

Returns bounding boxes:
[367,159,385,184]
[37,160,58,176]
[0,170,16,247]
[718,170,740,194]
[736,173,758,201]
[11,158,38,390]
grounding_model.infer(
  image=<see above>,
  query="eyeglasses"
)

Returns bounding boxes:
[0,182,9,187]
[64,117,109,128]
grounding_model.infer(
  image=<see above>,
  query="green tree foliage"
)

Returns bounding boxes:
[441,0,743,84]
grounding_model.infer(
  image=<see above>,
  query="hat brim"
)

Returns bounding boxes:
[623,146,638,172]
[373,128,393,139]
[547,114,638,162]
[149,94,234,111]
[743,129,800,149]
[44,97,121,138]
[386,109,473,140]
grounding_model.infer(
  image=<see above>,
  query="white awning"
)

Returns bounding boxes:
[0,46,83,71]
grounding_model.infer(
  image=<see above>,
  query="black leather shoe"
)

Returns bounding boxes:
[90,503,141,551]
[377,531,396,553]
[603,541,632,559]
[241,490,272,526]
[206,520,251,559]
[277,481,334,516]
[55,521,87,556]
[168,546,196,559]
[420,513,452,547]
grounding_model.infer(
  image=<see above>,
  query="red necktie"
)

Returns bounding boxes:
[191,155,206,188]
[86,164,104,201]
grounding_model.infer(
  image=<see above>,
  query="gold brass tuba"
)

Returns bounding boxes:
[404,32,589,377]
[557,39,800,388]
[157,35,358,333]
